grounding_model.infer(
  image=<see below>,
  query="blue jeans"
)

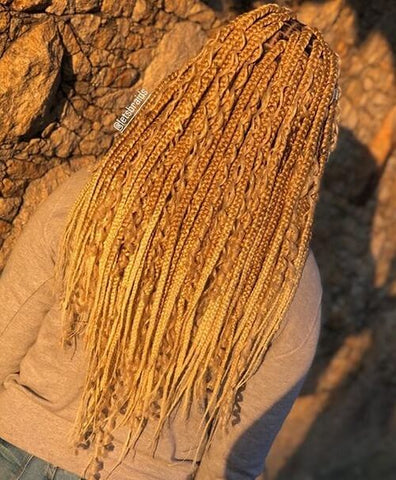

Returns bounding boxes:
[0,436,85,479]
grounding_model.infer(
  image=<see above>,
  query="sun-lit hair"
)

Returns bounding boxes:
[53,3,340,479]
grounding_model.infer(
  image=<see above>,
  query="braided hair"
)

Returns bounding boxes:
[53,4,340,479]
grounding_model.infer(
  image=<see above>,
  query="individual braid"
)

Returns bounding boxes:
[53,4,340,479]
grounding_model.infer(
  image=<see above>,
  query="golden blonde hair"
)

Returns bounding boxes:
[53,4,340,479]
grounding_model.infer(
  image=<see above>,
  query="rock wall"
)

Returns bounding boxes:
[0,0,220,262]
[0,1,395,479]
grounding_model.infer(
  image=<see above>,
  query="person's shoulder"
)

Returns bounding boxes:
[300,247,323,307]
[43,164,93,263]
[48,165,93,216]
[269,247,323,354]
[290,247,323,318]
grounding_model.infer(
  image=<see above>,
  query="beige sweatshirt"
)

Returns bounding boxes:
[0,166,323,480]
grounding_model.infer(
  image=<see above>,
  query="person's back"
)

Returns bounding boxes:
[0,166,322,480]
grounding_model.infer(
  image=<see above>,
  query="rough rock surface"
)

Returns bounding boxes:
[0,0,220,260]
[0,19,63,143]
[0,1,395,479]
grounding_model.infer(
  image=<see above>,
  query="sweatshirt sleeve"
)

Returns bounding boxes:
[0,166,91,386]
[194,250,323,480]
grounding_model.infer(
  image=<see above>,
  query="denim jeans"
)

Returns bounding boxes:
[0,436,85,480]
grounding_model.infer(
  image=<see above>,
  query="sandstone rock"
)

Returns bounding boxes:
[45,0,68,15]
[70,14,101,44]
[0,19,63,143]
[12,0,51,12]
[126,47,153,70]
[112,68,139,88]
[124,32,143,51]
[78,129,112,155]
[26,138,46,155]
[371,149,396,293]
[164,0,196,17]
[132,0,149,22]
[0,177,26,198]
[0,196,21,221]
[58,22,92,79]
[5,158,48,180]
[295,0,344,32]
[74,80,91,95]
[45,0,99,15]
[48,126,79,158]
[70,51,92,80]
[142,20,208,92]
[40,121,58,139]
[153,9,172,30]
[101,0,134,17]
[74,0,100,13]
[90,47,110,66]
[92,21,116,49]
[116,17,130,37]
[0,221,12,247]
[93,65,139,88]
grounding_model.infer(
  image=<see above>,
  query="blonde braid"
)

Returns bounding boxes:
[53,4,340,479]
